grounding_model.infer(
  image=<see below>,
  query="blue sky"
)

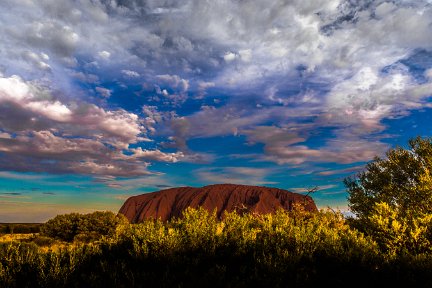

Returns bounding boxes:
[1,0,432,222]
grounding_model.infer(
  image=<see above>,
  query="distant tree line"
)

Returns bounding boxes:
[0,223,41,234]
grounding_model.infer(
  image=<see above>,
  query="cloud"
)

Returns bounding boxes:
[0,132,11,139]
[0,75,141,145]
[98,51,111,59]
[290,184,337,193]
[93,174,175,191]
[0,171,50,180]
[113,194,131,200]
[1,0,432,179]
[0,75,188,176]
[121,69,140,78]
[130,148,184,162]
[196,166,277,186]
[95,86,112,98]
[156,75,189,92]
[196,81,215,98]
[223,52,237,62]
[317,165,365,176]
[42,192,56,195]
[22,51,51,71]
[1,192,22,196]
[240,121,390,165]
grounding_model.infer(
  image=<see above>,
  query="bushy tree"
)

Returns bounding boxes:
[41,211,128,242]
[40,213,82,242]
[345,136,432,219]
[75,211,129,242]
[365,202,432,255]
[345,136,432,254]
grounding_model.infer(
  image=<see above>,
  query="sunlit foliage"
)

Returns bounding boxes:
[345,136,432,218]
[345,136,432,256]
[2,208,432,287]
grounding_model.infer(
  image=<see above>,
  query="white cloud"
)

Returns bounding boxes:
[25,100,72,122]
[22,51,51,71]
[121,69,140,78]
[238,49,252,62]
[130,148,184,163]
[0,132,11,139]
[223,52,237,62]
[0,75,184,176]
[98,50,111,59]
[156,74,189,92]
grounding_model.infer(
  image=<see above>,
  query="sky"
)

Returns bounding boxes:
[1,0,432,222]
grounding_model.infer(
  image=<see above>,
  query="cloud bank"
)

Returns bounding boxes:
[1,0,432,182]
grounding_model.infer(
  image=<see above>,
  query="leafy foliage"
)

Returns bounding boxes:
[364,202,432,256]
[40,211,128,242]
[345,136,432,256]
[2,208,432,287]
[345,136,432,218]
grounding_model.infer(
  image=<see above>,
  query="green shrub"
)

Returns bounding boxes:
[345,137,432,256]
[40,211,128,242]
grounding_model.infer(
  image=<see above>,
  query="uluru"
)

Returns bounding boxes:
[119,184,318,223]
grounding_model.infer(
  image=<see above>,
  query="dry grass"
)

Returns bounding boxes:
[0,233,36,242]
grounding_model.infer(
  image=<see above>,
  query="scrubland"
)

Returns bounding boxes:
[1,207,432,288]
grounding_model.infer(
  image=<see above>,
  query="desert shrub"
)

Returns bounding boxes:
[40,211,128,242]
[172,207,219,252]
[360,202,432,256]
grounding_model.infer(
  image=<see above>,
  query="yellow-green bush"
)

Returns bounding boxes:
[359,202,432,256]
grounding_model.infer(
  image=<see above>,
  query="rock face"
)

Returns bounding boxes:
[119,184,318,223]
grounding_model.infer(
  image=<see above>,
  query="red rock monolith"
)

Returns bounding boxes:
[119,184,318,223]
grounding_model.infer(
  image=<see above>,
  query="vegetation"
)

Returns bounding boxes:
[0,207,430,287]
[2,136,432,287]
[40,211,128,242]
[345,136,432,218]
[345,136,432,255]
[0,223,41,234]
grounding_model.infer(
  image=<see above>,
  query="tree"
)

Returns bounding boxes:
[345,136,432,254]
[345,136,432,219]
[40,213,82,241]
[75,211,129,242]
[41,211,128,242]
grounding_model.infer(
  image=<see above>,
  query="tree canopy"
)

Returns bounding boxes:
[345,136,432,219]
[345,136,432,254]
[40,211,128,242]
